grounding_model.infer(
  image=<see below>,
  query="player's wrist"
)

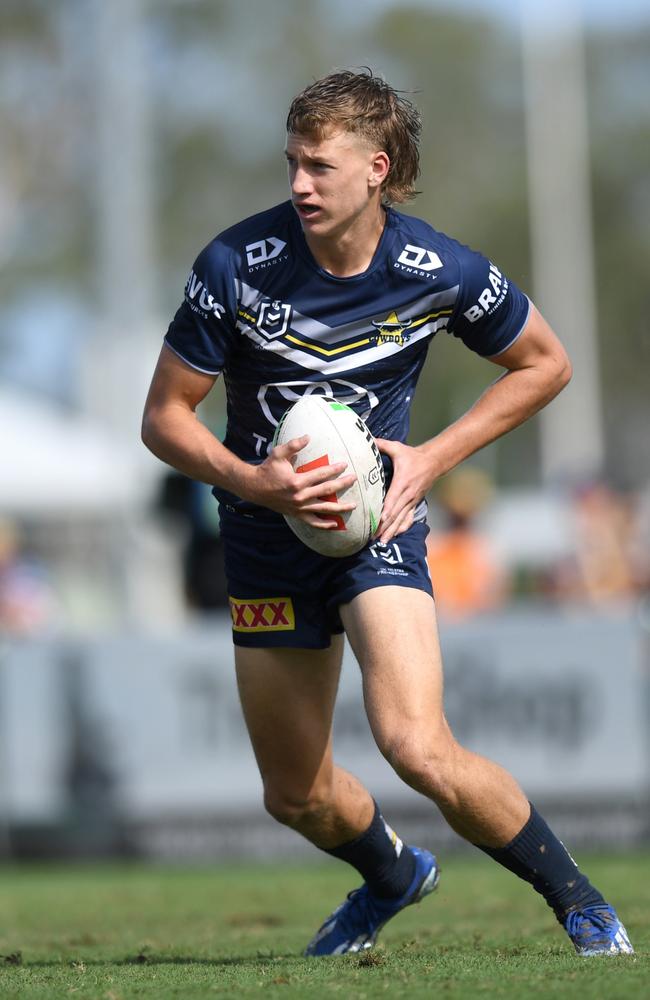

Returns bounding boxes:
[221,455,262,504]
[413,440,447,491]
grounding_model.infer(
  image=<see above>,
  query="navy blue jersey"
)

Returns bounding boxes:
[165,201,530,512]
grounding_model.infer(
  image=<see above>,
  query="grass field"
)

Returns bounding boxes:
[0,853,647,998]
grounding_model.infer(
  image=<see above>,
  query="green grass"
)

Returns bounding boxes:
[0,853,647,998]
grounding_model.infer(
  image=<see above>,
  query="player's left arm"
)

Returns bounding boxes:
[375,304,572,543]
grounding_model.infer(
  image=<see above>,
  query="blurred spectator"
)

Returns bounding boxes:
[630,482,650,594]
[0,519,56,634]
[426,468,508,620]
[548,480,638,606]
[158,472,229,611]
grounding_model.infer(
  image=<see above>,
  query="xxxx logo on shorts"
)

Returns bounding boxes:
[229,596,295,632]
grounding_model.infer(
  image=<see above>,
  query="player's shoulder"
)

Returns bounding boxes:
[387,208,481,285]
[388,209,481,268]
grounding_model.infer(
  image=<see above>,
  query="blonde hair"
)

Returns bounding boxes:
[286,69,422,204]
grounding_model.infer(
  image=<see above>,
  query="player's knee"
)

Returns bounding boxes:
[381,731,457,803]
[263,785,331,830]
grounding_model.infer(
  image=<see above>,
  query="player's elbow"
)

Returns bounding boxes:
[546,347,572,400]
[555,349,573,392]
[140,408,153,450]
[141,406,164,456]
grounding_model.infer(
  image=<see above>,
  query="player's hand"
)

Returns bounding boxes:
[247,435,358,529]
[374,438,435,543]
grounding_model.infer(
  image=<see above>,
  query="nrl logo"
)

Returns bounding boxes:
[257,299,293,339]
[371,310,413,346]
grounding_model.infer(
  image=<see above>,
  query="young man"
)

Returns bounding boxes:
[142,70,633,957]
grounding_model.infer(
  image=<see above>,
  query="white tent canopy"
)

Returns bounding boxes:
[1,386,145,515]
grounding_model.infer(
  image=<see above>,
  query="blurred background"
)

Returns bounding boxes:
[1,0,649,861]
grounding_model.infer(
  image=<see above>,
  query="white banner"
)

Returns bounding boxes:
[0,610,648,824]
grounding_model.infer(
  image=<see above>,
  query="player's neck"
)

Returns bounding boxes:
[305,204,387,278]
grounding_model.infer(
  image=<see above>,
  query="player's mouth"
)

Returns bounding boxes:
[294,202,322,222]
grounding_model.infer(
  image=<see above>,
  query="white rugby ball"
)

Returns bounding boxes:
[273,395,385,557]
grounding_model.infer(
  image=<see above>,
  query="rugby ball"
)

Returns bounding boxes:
[273,395,385,557]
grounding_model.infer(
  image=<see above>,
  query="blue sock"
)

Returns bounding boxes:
[476,803,604,921]
[324,801,416,899]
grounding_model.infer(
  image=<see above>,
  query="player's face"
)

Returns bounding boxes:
[285,129,388,240]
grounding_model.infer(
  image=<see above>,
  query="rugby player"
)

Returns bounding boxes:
[142,70,633,957]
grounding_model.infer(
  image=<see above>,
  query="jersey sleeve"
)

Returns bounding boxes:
[164,239,239,374]
[448,244,531,358]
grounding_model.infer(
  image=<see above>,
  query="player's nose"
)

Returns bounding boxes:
[290,165,313,196]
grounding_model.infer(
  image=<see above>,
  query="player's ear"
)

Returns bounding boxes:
[368,150,390,191]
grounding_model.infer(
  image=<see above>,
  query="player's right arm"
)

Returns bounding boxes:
[141,344,355,527]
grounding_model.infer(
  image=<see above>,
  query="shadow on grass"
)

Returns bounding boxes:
[5,953,302,969]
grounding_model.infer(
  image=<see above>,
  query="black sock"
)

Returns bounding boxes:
[323,801,416,899]
[476,803,605,921]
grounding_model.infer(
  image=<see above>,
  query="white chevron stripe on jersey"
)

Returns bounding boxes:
[236,279,458,347]
[235,281,455,375]
[237,314,450,375]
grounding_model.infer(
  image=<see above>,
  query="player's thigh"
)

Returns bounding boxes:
[235,637,344,794]
[339,586,446,750]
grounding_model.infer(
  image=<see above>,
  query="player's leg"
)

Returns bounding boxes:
[235,639,439,955]
[341,586,530,845]
[234,637,373,847]
[341,585,633,955]
[235,638,422,885]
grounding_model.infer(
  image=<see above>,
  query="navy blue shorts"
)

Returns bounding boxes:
[219,506,433,648]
